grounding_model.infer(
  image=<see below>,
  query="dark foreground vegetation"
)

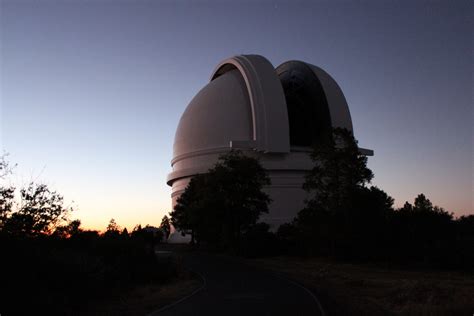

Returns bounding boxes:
[171,129,473,270]
[251,256,474,315]
[1,227,178,315]
[0,156,190,315]
[277,193,474,270]
[170,129,473,314]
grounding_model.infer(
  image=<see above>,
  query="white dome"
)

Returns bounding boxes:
[168,55,291,186]
[173,69,253,160]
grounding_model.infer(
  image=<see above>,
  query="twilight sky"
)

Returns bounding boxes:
[0,0,472,230]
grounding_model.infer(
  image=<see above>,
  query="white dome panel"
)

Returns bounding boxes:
[173,69,253,160]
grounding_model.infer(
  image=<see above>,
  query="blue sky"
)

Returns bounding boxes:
[1,0,472,230]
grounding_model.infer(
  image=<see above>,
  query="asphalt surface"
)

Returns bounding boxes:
[152,252,323,316]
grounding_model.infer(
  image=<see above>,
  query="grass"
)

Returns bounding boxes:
[249,257,474,315]
[78,248,203,315]
[0,236,203,316]
[83,270,202,316]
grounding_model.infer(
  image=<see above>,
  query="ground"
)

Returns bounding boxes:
[88,276,201,316]
[152,251,323,316]
[249,256,474,315]
[74,248,201,316]
[87,246,474,315]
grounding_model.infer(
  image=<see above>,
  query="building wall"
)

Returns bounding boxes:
[169,149,313,234]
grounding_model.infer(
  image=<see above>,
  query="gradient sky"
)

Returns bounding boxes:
[0,0,472,230]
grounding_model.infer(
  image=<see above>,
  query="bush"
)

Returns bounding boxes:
[239,223,279,258]
[0,231,178,315]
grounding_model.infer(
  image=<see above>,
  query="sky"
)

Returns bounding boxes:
[0,0,472,230]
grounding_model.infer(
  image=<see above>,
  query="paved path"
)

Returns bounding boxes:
[153,252,323,316]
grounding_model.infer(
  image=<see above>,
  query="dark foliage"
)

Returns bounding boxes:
[276,129,473,269]
[166,131,472,267]
[455,215,474,267]
[2,183,71,237]
[240,222,279,258]
[130,223,164,250]
[389,195,463,268]
[0,157,177,315]
[0,223,177,315]
[170,150,271,251]
[303,128,373,213]
[160,215,171,240]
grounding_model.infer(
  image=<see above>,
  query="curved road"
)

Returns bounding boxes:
[152,252,323,316]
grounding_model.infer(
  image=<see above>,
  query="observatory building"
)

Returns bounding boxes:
[167,54,372,242]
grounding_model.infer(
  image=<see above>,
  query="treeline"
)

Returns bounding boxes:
[276,129,474,269]
[170,129,474,269]
[278,193,474,269]
[0,156,175,315]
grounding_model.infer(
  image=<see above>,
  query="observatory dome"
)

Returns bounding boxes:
[173,69,253,160]
[167,54,372,241]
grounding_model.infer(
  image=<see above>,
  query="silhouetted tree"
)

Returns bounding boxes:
[153,228,164,244]
[121,227,129,237]
[53,219,82,238]
[292,128,396,259]
[160,215,171,240]
[104,218,121,238]
[68,219,82,236]
[129,224,162,247]
[455,215,474,268]
[399,201,413,212]
[169,176,199,242]
[240,222,278,257]
[3,183,71,236]
[0,157,182,315]
[0,186,14,231]
[106,218,119,231]
[303,128,373,213]
[143,225,162,247]
[170,150,271,250]
[393,194,455,264]
[0,155,16,231]
[0,153,15,179]
[346,186,394,259]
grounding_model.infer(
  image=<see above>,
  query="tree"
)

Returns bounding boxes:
[0,156,73,236]
[170,150,271,249]
[0,155,15,231]
[399,201,413,213]
[455,215,474,268]
[397,194,453,221]
[303,128,373,214]
[0,153,15,179]
[104,218,121,238]
[169,175,202,242]
[160,215,171,240]
[106,218,120,232]
[393,194,455,264]
[53,219,82,238]
[67,219,82,236]
[413,193,433,212]
[121,227,129,237]
[211,151,271,248]
[295,128,394,258]
[0,187,14,231]
[4,183,71,236]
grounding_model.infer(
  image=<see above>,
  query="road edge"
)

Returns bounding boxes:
[272,271,326,316]
[147,271,207,316]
